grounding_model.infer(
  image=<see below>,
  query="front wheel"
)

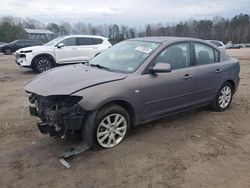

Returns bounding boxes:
[33,56,53,73]
[210,82,233,112]
[83,104,130,149]
[4,48,12,55]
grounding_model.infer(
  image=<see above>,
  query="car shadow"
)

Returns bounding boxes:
[129,107,209,138]
[24,107,211,163]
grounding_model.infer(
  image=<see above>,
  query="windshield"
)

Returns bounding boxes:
[44,36,64,46]
[10,40,18,44]
[89,40,160,73]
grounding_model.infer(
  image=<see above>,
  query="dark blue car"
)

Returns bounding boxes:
[0,39,42,55]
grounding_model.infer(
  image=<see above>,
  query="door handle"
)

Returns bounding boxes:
[183,74,193,80]
[215,69,223,74]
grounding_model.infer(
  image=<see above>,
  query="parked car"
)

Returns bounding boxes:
[245,43,250,48]
[0,39,42,55]
[15,35,112,73]
[0,42,7,52]
[0,42,7,46]
[207,40,225,49]
[25,37,240,149]
[225,41,242,49]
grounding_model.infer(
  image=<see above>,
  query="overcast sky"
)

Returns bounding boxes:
[0,0,250,25]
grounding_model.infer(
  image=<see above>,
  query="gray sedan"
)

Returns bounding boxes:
[25,37,240,149]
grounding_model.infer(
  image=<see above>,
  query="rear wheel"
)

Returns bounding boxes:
[4,48,12,55]
[33,56,53,73]
[83,104,130,149]
[210,82,233,111]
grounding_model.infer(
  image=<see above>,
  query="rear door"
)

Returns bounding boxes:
[76,37,103,62]
[192,42,224,104]
[55,37,78,64]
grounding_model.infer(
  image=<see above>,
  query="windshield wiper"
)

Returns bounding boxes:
[90,64,112,71]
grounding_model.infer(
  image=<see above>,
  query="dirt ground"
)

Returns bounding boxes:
[0,49,250,188]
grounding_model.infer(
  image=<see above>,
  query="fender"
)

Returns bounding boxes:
[31,53,56,67]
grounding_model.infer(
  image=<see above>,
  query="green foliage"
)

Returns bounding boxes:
[138,13,250,43]
[1,13,250,43]
[0,22,25,42]
[46,23,60,36]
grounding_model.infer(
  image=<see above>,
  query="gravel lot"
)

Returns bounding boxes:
[0,49,250,188]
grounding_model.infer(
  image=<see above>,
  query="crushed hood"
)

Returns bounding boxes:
[25,64,127,96]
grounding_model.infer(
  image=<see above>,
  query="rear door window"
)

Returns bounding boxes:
[194,43,220,65]
[76,37,94,46]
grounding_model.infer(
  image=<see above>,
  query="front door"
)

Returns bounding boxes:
[55,37,78,64]
[136,42,196,120]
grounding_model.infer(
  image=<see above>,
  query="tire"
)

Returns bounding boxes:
[33,56,54,73]
[210,82,234,112]
[82,104,131,149]
[4,48,12,55]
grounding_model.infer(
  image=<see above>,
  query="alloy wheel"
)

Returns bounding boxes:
[97,113,127,148]
[218,85,232,108]
[37,58,52,72]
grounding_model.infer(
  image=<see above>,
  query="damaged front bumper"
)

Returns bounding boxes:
[28,94,85,137]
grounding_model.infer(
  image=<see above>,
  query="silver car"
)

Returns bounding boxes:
[25,37,240,149]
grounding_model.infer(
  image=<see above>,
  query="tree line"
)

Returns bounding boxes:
[0,13,250,44]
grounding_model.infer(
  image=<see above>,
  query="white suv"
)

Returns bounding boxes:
[207,40,225,49]
[15,35,112,73]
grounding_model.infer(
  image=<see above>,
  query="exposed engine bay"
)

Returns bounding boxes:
[28,93,85,137]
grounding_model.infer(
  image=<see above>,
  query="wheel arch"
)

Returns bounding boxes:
[225,80,235,93]
[96,99,136,126]
[31,53,56,68]
[3,47,12,54]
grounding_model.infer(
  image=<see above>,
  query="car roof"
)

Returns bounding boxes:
[207,40,223,43]
[14,39,38,42]
[63,35,108,39]
[129,36,207,43]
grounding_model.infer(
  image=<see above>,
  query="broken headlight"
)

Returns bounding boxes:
[28,94,84,137]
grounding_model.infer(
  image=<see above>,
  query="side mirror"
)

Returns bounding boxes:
[57,43,64,48]
[150,63,172,74]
